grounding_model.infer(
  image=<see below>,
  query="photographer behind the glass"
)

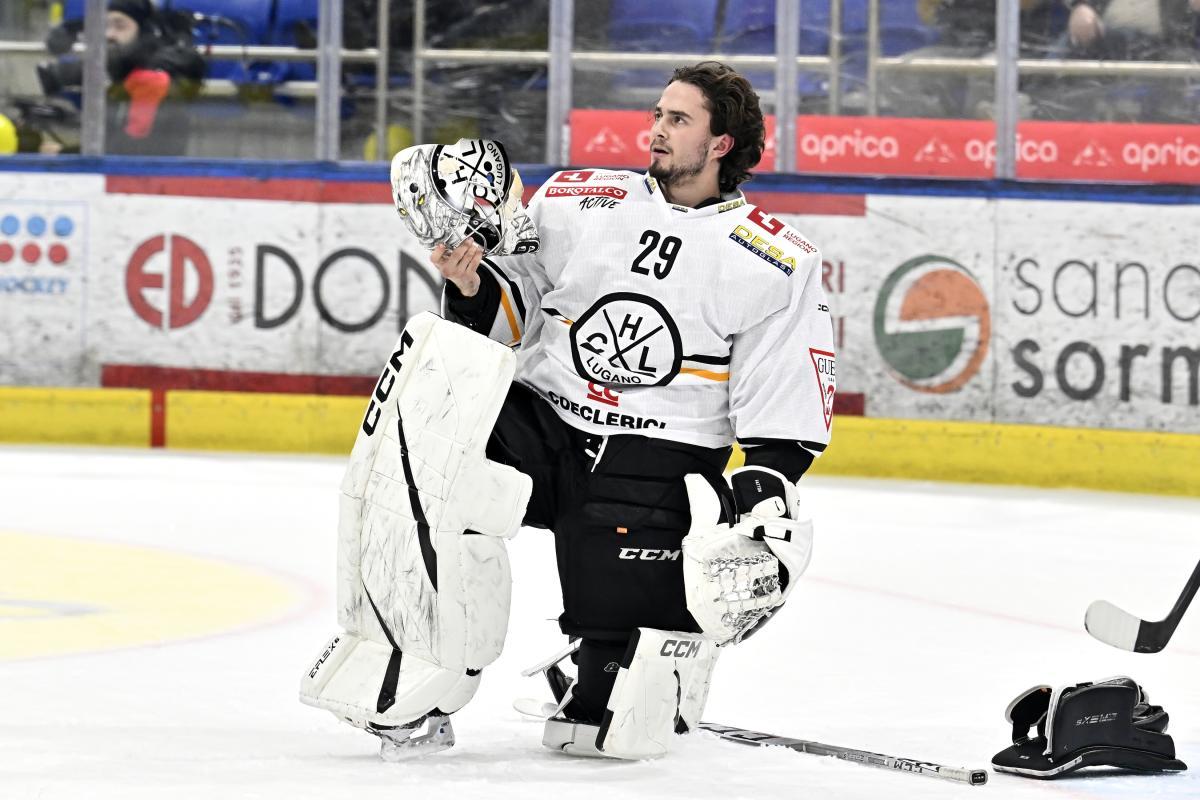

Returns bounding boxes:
[38,0,203,155]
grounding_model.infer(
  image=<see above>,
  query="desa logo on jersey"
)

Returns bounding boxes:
[728,225,797,276]
[873,255,991,394]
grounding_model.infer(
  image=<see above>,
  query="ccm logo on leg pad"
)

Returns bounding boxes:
[659,639,703,658]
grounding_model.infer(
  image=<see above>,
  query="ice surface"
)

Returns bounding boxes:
[1,445,1197,799]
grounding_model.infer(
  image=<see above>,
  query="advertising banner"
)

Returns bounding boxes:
[95,195,440,379]
[1,168,1197,435]
[0,172,102,385]
[782,195,1200,433]
[570,110,1200,184]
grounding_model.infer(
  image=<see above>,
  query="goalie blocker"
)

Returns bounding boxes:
[299,313,532,753]
[992,676,1187,778]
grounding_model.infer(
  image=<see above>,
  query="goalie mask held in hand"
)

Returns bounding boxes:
[390,138,540,256]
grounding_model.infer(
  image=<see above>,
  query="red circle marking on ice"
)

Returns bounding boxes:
[0,243,13,263]
[21,243,41,264]
[48,244,69,264]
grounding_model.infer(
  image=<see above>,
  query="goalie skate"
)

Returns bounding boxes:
[370,714,456,760]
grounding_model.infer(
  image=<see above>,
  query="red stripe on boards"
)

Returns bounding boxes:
[101,364,376,396]
[105,176,390,204]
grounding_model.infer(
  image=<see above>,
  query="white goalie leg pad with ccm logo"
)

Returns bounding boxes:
[544,629,718,760]
[300,311,532,731]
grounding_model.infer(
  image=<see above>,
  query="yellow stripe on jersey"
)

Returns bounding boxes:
[499,291,522,345]
[679,367,730,382]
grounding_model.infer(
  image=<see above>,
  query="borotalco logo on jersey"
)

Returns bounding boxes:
[571,292,682,386]
[126,234,214,330]
[873,255,990,394]
[545,186,627,199]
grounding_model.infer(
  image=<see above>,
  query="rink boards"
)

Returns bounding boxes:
[1,159,1198,494]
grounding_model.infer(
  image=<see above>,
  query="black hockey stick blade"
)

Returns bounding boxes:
[699,722,988,785]
[1085,557,1200,653]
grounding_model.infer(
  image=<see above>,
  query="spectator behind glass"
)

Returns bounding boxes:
[881,0,1065,118]
[1050,0,1200,121]
[39,0,204,155]
[104,0,203,155]
[1065,0,1200,57]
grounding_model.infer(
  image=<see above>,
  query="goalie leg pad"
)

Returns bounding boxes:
[300,632,481,729]
[542,628,718,760]
[301,312,532,730]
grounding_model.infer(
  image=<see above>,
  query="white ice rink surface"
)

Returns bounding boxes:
[2,445,1198,800]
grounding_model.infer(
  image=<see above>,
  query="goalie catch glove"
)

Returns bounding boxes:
[682,467,813,645]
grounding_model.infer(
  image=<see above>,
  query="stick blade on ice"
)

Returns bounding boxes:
[1084,600,1142,651]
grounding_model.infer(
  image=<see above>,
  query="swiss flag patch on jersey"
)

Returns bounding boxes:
[809,348,836,431]
[555,170,593,183]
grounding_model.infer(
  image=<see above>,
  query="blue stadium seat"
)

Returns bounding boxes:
[271,0,319,81]
[719,0,836,95]
[171,0,274,81]
[878,2,940,55]
[608,0,719,52]
[721,0,832,57]
[608,0,720,87]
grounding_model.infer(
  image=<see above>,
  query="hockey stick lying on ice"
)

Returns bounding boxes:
[1085,557,1200,653]
[698,723,988,786]
[520,648,986,784]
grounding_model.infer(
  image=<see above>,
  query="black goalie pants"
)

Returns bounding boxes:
[486,383,729,723]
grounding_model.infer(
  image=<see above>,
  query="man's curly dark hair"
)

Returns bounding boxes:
[668,61,766,194]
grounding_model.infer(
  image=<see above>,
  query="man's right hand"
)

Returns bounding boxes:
[431,239,485,298]
[1068,3,1103,47]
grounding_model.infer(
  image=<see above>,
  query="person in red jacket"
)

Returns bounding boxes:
[103,0,201,156]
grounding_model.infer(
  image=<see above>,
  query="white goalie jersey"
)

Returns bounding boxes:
[448,169,837,454]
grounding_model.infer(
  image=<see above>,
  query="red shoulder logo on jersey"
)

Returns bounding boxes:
[809,348,836,431]
[555,170,594,183]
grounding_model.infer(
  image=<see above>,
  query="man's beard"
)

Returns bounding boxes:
[647,138,710,187]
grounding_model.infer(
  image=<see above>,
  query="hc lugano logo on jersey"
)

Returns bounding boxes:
[571,292,682,386]
[873,255,991,394]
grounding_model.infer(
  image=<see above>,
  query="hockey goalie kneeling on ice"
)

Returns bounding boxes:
[542,470,813,760]
[299,312,531,759]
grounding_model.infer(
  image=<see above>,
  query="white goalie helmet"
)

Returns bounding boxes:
[390,138,540,257]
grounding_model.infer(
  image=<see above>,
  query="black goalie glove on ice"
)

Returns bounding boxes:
[991,676,1187,778]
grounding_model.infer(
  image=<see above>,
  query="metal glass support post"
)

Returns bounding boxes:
[993,0,1019,179]
[774,0,799,172]
[80,0,106,155]
[413,0,426,144]
[866,0,879,116]
[315,0,343,161]
[546,0,574,165]
[829,0,843,114]
[374,0,391,160]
